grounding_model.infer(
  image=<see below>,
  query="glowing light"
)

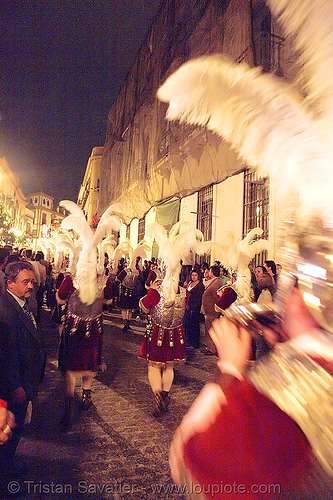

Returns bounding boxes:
[302,292,322,309]
[325,254,333,266]
[11,228,22,237]
[296,263,327,280]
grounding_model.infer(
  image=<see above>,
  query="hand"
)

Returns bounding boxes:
[12,386,27,405]
[209,317,252,374]
[150,279,162,290]
[0,408,15,445]
[283,287,319,339]
[253,287,320,346]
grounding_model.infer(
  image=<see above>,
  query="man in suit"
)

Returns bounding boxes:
[0,261,45,467]
[201,265,223,355]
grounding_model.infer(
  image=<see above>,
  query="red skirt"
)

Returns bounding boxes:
[138,323,186,363]
[59,314,103,372]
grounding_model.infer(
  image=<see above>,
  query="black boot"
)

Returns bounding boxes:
[152,392,164,417]
[81,389,93,410]
[61,396,74,431]
[161,391,170,413]
[122,319,131,331]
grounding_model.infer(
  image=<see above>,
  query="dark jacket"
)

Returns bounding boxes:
[0,291,45,401]
[185,281,205,314]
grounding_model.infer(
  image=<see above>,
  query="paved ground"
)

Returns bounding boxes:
[0,307,219,500]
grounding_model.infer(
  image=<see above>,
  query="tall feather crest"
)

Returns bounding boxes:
[60,200,92,244]
[267,0,333,129]
[131,240,151,271]
[100,235,118,271]
[213,229,272,301]
[146,222,210,301]
[93,204,122,246]
[234,230,272,302]
[157,54,333,214]
[58,201,123,304]
[112,239,134,269]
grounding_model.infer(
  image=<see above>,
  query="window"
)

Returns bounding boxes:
[197,185,213,241]
[138,217,145,243]
[126,224,130,239]
[42,213,47,225]
[243,169,269,266]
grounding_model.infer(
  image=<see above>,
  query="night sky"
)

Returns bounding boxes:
[0,0,162,204]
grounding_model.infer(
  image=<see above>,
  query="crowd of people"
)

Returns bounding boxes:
[0,224,332,497]
[0,238,251,434]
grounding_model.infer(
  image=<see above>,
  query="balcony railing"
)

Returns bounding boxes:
[236,32,284,75]
[157,128,180,160]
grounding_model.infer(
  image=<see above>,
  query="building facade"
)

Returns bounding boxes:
[27,191,67,249]
[96,0,296,264]
[0,157,34,244]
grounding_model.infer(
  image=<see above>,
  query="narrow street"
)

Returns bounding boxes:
[1,308,218,500]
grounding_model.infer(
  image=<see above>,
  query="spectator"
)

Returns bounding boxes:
[220,267,230,286]
[184,270,205,349]
[256,269,275,304]
[264,259,277,284]
[252,265,264,302]
[202,268,211,288]
[201,265,223,355]
[35,252,47,323]
[21,249,40,317]
[0,261,45,470]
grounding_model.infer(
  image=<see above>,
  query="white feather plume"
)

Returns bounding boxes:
[75,247,99,305]
[131,240,151,271]
[58,201,123,305]
[234,229,272,301]
[146,223,168,245]
[112,239,134,270]
[39,238,55,262]
[93,204,122,246]
[147,221,211,301]
[267,0,333,129]
[100,235,118,272]
[157,54,333,214]
[213,228,272,301]
[60,200,92,245]
[57,238,78,275]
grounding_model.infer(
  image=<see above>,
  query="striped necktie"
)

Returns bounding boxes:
[23,302,37,328]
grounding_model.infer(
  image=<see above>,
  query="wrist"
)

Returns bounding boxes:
[217,361,244,381]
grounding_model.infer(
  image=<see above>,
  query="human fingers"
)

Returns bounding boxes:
[210,317,238,352]
[6,411,16,430]
[238,326,252,360]
[0,424,11,445]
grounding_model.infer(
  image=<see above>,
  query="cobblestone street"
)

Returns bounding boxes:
[0,308,218,500]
